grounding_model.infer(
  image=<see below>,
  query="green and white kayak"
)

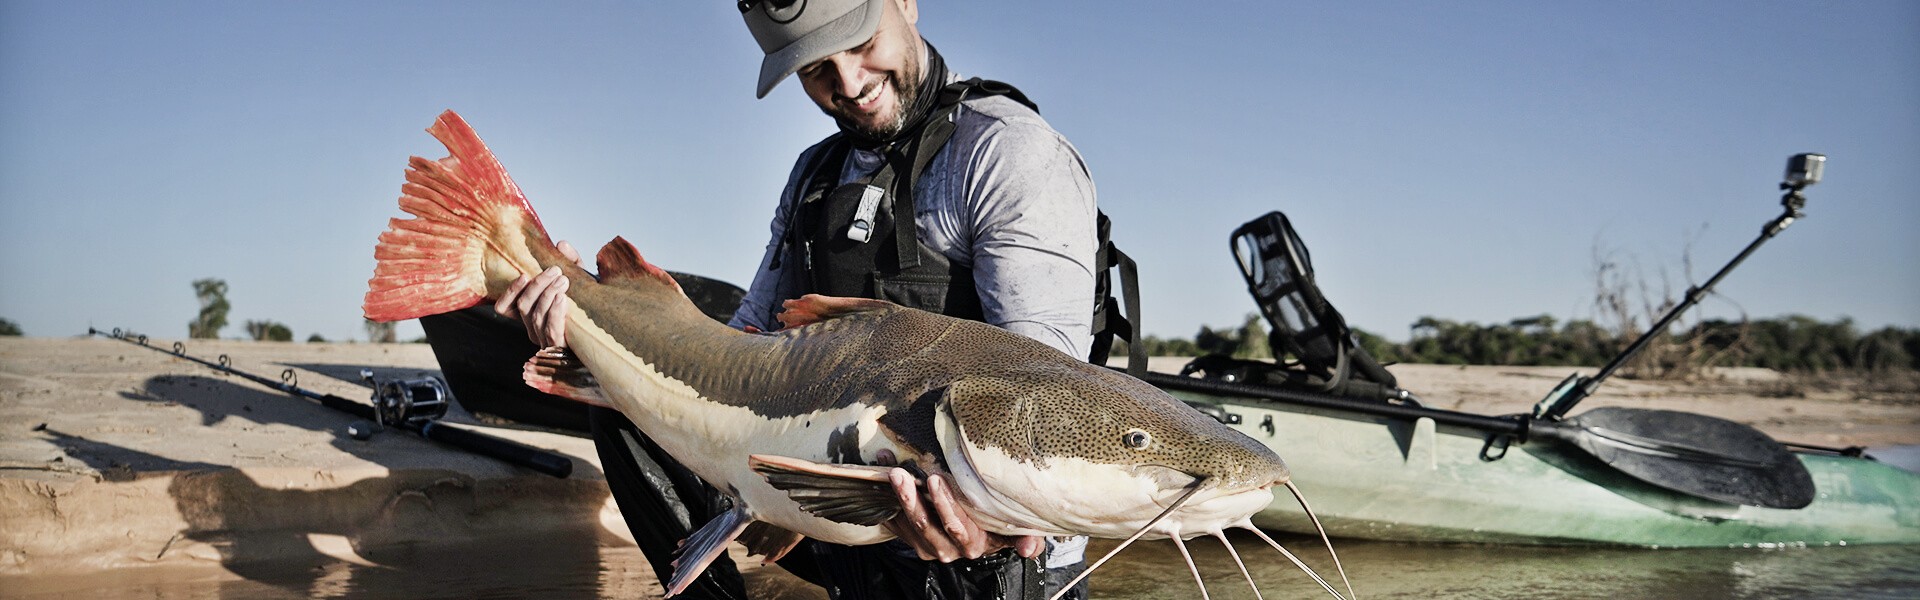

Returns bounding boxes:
[1147,372,1920,548]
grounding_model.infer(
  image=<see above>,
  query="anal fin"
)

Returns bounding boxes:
[667,507,752,598]
[749,454,911,527]
[522,346,610,407]
[737,521,804,563]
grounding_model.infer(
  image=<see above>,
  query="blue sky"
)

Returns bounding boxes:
[2,1,1915,343]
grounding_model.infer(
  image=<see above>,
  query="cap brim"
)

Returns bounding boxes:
[755,0,884,98]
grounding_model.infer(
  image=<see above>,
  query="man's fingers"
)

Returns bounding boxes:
[558,240,581,264]
[926,475,985,558]
[494,275,532,317]
[514,267,560,317]
[1013,536,1045,559]
[889,468,960,562]
[890,469,932,531]
[528,277,569,346]
[884,470,939,560]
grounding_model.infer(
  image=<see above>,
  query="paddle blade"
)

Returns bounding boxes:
[1549,407,1814,509]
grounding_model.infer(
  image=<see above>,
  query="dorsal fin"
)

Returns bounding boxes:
[776,294,898,329]
[596,236,682,294]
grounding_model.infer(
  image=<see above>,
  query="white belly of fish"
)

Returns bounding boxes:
[567,312,898,546]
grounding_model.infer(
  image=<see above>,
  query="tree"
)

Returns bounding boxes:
[1232,313,1272,360]
[0,317,20,336]
[188,278,230,339]
[307,333,328,343]
[364,318,396,344]
[245,320,293,342]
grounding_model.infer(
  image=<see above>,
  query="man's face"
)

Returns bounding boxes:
[796,0,922,140]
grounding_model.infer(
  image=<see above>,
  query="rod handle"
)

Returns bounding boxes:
[418,421,574,478]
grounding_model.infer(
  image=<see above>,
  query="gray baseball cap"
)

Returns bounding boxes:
[741,0,884,98]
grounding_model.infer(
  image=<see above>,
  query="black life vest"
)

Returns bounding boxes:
[775,78,1144,375]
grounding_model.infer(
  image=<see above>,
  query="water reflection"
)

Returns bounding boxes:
[6,541,819,600]
[13,529,1917,599]
[1087,531,1920,600]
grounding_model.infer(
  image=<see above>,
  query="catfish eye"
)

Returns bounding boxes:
[1121,429,1151,450]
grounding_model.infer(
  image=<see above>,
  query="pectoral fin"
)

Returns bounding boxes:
[749,454,909,527]
[667,506,752,598]
[521,347,610,407]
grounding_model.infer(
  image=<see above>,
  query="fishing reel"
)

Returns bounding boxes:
[358,369,452,429]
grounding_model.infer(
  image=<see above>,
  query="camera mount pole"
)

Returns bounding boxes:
[1534,153,1825,421]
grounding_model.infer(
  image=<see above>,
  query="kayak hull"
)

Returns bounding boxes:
[1159,379,1920,547]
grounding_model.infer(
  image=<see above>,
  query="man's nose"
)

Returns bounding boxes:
[822,55,865,98]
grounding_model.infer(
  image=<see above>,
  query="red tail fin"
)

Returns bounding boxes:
[363,111,557,322]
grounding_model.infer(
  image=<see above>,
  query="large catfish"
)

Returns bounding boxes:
[365,111,1349,600]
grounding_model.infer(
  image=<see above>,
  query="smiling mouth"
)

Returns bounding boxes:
[839,80,886,113]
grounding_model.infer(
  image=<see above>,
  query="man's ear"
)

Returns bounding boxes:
[898,0,918,26]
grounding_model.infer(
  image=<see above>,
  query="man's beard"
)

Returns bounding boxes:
[830,53,923,142]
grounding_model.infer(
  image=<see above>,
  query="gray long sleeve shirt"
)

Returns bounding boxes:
[730,90,1099,361]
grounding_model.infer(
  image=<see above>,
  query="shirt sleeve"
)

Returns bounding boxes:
[728,146,822,333]
[962,119,1099,359]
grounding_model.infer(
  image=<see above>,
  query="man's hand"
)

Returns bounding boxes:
[495,241,584,347]
[880,467,1046,562]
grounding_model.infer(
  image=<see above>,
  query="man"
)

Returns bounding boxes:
[499,1,1099,597]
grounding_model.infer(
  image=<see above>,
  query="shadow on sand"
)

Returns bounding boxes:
[47,369,619,598]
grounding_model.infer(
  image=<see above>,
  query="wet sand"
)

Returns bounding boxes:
[2,337,1915,596]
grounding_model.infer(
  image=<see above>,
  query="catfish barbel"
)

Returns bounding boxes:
[364,110,1352,600]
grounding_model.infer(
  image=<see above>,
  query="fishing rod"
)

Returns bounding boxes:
[88,327,573,478]
[1532,153,1826,421]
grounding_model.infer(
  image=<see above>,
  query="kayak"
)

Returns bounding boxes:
[1148,371,1920,547]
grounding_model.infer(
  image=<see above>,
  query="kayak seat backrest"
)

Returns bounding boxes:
[1188,211,1399,400]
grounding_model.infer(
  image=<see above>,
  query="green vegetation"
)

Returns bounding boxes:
[0,318,20,336]
[188,278,230,339]
[1136,313,1920,377]
[1381,315,1920,376]
[245,320,294,342]
[1135,313,1271,359]
[307,333,328,343]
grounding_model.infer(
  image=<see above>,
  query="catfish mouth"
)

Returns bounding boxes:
[1160,475,1278,533]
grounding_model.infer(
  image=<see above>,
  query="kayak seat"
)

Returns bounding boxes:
[1180,211,1413,404]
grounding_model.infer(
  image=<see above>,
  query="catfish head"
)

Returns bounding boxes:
[934,361,1290,540]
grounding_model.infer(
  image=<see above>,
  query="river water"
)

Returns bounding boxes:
[8,531,1917,599]
[12,448,1920,599]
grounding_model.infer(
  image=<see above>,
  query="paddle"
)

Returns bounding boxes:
[1530,407,1814,508]
[1140,371,1816,509]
